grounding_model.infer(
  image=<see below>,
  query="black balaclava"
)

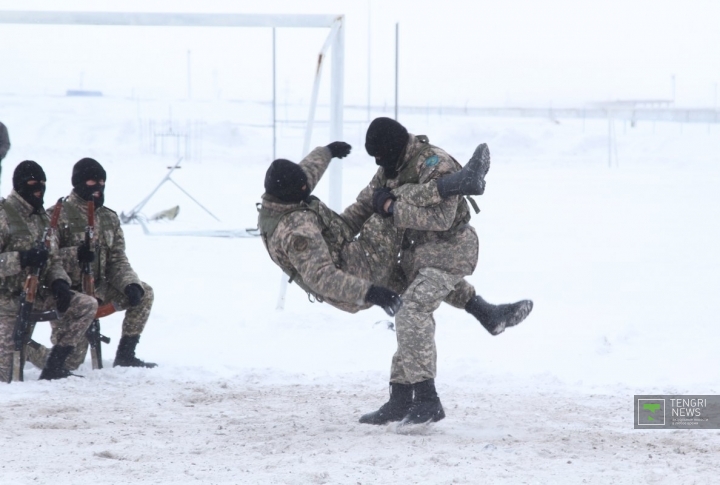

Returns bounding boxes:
[13,160,46,211]
[264,159,310,203]
[365,117,409,179]
[72,158,107,208]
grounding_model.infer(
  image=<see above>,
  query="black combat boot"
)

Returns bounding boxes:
[39,345,75,380]
[436,143,491,198]
[400,379,446,425]
[465,295,534,336]
[113,335,157,368]
[359,383,413,425]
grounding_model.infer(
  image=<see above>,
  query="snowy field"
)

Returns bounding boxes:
[1,94,720,484]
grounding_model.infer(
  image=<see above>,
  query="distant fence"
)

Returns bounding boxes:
[139,119,204,161]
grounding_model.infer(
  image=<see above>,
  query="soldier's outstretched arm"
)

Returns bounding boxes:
[279,212,371,306]
[298,142,351,194]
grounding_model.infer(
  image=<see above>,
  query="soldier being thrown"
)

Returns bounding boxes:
[0,161,98,382]
[259,142,403,316]
[27,158,156,370]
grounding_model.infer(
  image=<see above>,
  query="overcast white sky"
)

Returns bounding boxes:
[0,0,718,108]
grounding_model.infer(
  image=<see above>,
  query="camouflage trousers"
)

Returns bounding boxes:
[390,224,479,384]
[26,281,154,371]
[0,290,97,383]
[333,214,476,313]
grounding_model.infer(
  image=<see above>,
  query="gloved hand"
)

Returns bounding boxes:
[124,283,145,307]
[19,246,49,269]
[77,242,95,264]
[51,279,72,313]
[372,187,396,218]
[326,141,352,159]
[365,285,403,317]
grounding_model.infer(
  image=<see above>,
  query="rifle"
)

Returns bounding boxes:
[81,200,111,370]
[10,199,63,383]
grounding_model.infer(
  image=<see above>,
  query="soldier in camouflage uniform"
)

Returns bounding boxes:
[345,118,533,426]
[259,142,403,316]
[27,158,156,370]
[0,161,98,382]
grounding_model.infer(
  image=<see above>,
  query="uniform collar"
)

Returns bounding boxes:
[261,193,307,212]
[67,190,93,214]
[8,189,44,216]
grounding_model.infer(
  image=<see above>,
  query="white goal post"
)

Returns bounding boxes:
[0,10,346,211]
[0,10,346,311]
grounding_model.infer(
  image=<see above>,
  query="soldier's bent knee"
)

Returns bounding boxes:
[140,282,154,307]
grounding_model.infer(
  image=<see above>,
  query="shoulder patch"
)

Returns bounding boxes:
[425,155,439,167]
[292,235,309,252]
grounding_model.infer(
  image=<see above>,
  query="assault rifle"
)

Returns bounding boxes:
[10,199,63,382]
[82,200,111,370]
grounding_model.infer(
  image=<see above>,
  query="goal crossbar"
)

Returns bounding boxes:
[0,11,341,28]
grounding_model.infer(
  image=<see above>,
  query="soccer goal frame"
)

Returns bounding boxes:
[0,10,346,210]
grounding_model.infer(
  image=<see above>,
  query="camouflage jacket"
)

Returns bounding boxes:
[258,147,371,312]
[342,134,471,248]
[48,191,141,293]
[0,190,69,295]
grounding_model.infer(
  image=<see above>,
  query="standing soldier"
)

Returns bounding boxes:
[0,161,97,382]
[28,158,156,370]
[343,117,533,426]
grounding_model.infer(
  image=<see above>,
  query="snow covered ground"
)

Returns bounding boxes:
[1,94,720,484]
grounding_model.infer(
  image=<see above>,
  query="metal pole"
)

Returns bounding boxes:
[272,27,277,161]
[329,18,345,212]
[394,22,399,121]
[367,0,372,121]
[608,111,612,168]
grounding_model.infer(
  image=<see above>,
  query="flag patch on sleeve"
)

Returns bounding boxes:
[425,155,439,167]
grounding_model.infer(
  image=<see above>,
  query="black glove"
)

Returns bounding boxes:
[365,285,403,317]
[51,279,72,314]
[77,242,95,264]
[19,246,49,269]
[372,187,396,218]
[326,141,352,159]
[124,283,145,307]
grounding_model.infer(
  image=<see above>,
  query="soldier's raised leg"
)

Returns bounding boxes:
[444,279,534,336]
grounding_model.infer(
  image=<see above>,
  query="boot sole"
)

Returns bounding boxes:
[506,300,533,328]
[468,143,491,179]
